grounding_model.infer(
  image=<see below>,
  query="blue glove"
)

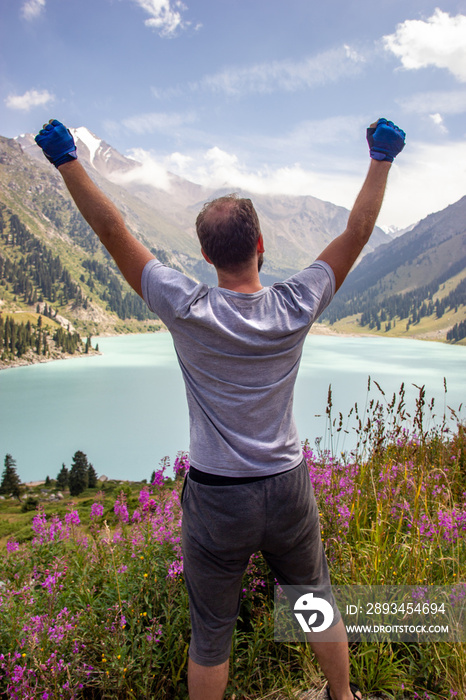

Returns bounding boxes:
[366,118,405,162]
[35,119,77,168]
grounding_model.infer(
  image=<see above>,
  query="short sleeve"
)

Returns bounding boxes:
[141,259,207,328]
[276,260,336,326]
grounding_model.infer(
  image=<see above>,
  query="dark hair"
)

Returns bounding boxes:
[195,194,261,271]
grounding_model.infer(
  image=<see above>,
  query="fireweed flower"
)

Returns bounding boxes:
[174,452,190,479]
[152,467,166,487]
[114,493,129,524]
[449,584,466,604]
[90,502,104,520]
[65,510,80,527]
[42,569,65,595]
[166,559,183,579]
[48,515,64,541]
[32,509,48,535]
[146,623,163,643]
[21,615,46,645]
[31,510,68,545]
[303,446,359,540]
[138,488,152,509]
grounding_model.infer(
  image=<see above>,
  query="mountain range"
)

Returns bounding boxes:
[17,127,391,280]
[1,127,465,344]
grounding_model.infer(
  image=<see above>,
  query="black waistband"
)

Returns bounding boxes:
[188,461,302,486]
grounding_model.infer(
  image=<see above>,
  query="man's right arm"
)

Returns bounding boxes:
[57,159,154,297]
[317,119,405,292]
[35,120,154,298]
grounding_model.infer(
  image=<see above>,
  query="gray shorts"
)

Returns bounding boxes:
[181,459,340,666]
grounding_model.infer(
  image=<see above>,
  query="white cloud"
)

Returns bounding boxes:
[121,110,196,134]
[384,139,466,227]
[119,137,466,230]
[195,45,366,96]
[429,113,448,133]
[130,0,193,37]
[21,0,45,21]
[5,89,54,111]
[151,85,184,100]
[398,89,466,115]
[384,9,466,82]
[110,148,173,191]
[120,145,363,212]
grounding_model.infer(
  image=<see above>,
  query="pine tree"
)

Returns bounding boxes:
[69,451,89,496]
[0,454,21,500]
[150,470,156,484]
[56,463,69,490]
[87,463,98,489]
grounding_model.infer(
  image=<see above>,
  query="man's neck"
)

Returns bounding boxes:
[216,265,263,294]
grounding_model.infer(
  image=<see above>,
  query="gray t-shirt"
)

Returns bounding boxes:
[142,259,335,477]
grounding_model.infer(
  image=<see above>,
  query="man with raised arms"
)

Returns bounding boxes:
[35,117,405,700]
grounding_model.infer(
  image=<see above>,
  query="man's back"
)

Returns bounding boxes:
[142,258,335,476]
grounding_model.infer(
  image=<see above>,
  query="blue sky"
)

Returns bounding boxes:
[2,0,466,229]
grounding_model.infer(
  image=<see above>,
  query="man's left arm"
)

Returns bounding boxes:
[317,118,405,292]
[35,120,154,298]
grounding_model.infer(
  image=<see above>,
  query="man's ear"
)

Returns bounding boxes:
[201,249,213,265]
[257,235,265,254]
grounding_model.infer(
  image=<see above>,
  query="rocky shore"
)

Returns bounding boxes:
[0,345,100,371]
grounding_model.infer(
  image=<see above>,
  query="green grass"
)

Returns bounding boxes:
[0,479,152,546]
[4,311,61,330]
[328,307,466,343]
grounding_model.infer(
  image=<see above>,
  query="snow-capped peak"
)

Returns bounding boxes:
[72,127,102,165]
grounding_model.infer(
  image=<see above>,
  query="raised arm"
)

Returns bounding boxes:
[317,118,405,291]
[35,120,154,297]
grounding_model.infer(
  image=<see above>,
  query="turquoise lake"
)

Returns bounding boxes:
[0,333,464,482]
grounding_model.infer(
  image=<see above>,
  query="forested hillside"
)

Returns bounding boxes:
[0,136,164,344]
[0,311,89,366]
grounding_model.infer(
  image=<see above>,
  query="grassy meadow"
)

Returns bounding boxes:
[328,309,466,344]
[0,383,465,699]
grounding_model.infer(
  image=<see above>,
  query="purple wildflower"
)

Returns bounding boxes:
[90,502,104,520]
[65,510,80,527]
[114,492,129,524]
[166,559,183,579]
[174,452,190,478]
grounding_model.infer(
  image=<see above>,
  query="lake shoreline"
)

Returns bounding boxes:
[0,347,101,372]
[1,322,462,372]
